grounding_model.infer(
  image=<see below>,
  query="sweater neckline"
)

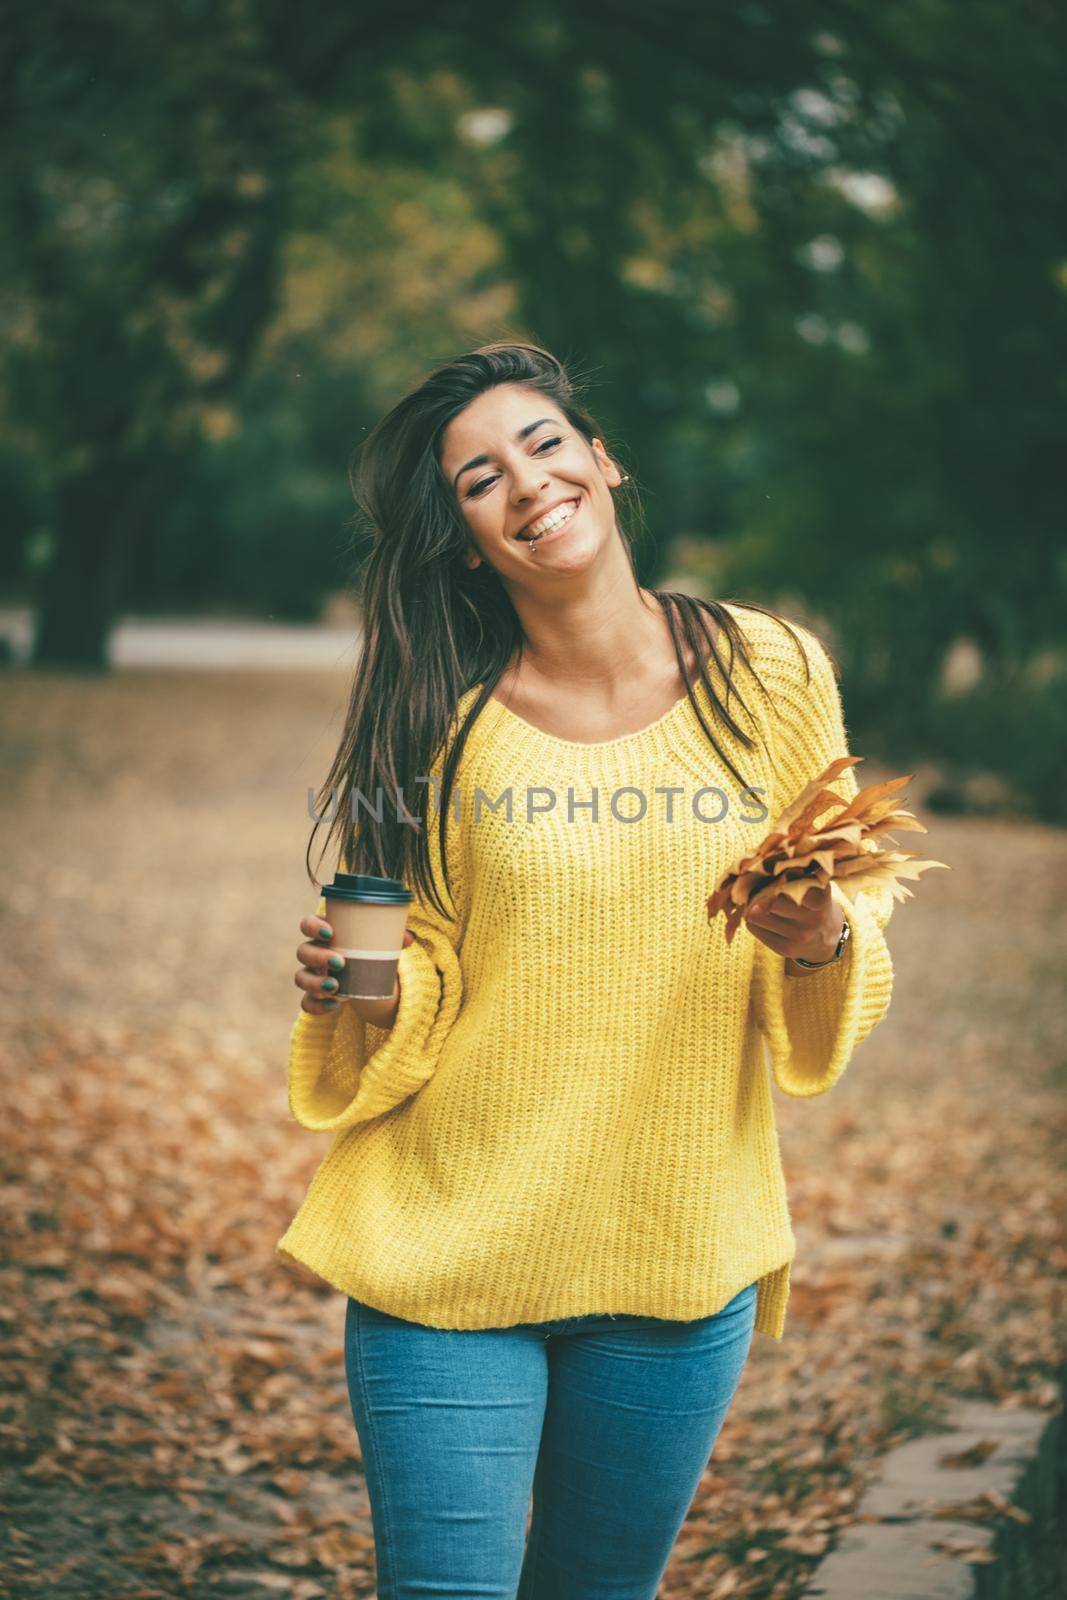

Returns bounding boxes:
[483,680,699,752]
[461,604,757,766]
[454,601,764,771]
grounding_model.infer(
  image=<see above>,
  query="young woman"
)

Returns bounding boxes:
[280,341,894,1599]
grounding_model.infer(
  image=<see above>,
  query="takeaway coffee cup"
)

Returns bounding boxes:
[321,872,414,1001]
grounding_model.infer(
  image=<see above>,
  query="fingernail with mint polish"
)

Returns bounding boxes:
[327,954,344,972]
[321,977,338,993]
[318,926,333,940]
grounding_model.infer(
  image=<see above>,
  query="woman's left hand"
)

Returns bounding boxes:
[744,881,846,966]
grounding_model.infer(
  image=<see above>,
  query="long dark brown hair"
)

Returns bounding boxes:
[307,340,817,921]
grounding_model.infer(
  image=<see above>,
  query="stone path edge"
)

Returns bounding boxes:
[802,1371,1066,1600]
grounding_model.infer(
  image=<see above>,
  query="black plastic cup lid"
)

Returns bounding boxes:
[322,872,413,905]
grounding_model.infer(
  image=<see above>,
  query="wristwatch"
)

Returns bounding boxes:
[792,915,851,970]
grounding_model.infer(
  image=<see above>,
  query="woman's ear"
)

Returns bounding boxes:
[464,543,482,570]
[591,436,624,488]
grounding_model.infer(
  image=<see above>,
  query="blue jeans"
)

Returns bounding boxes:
[343,1281,758,1600]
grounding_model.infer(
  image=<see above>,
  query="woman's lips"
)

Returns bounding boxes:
[518,496,581,547]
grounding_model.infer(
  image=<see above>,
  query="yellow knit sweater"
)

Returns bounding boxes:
[278,602,895,1340]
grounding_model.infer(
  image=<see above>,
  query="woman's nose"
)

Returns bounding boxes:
[509,465,550,503]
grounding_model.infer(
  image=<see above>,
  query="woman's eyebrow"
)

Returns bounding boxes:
[452,418,556,489]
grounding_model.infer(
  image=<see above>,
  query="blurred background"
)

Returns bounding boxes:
[2,4,1065,1598]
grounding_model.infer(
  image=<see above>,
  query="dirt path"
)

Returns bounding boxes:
[0,608,362,670]
[2,667,1064,1598]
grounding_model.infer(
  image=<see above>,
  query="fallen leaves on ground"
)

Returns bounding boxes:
[1,668,1065,1599]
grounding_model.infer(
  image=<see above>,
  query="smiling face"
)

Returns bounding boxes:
[439,383,623,579]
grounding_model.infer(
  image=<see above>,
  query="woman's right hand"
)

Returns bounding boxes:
[296,913,414,1024]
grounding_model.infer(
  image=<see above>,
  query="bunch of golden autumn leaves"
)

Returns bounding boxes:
[707,757,949,944]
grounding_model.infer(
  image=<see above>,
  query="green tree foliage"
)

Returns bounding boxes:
[127,108,515,621]
[2,0,302,666]
[3,2,1065,812]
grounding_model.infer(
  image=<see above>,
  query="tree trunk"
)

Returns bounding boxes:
[30,461,134,673]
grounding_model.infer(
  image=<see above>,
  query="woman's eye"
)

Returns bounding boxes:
[466,437,563,499]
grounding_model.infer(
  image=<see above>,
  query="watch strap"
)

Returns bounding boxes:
[792,914,851,970]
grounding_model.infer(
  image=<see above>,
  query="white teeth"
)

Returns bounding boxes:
[520,499,578,539]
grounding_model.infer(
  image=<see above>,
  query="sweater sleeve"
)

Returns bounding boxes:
[287,780,467,1134]
[749,626,895,1099]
